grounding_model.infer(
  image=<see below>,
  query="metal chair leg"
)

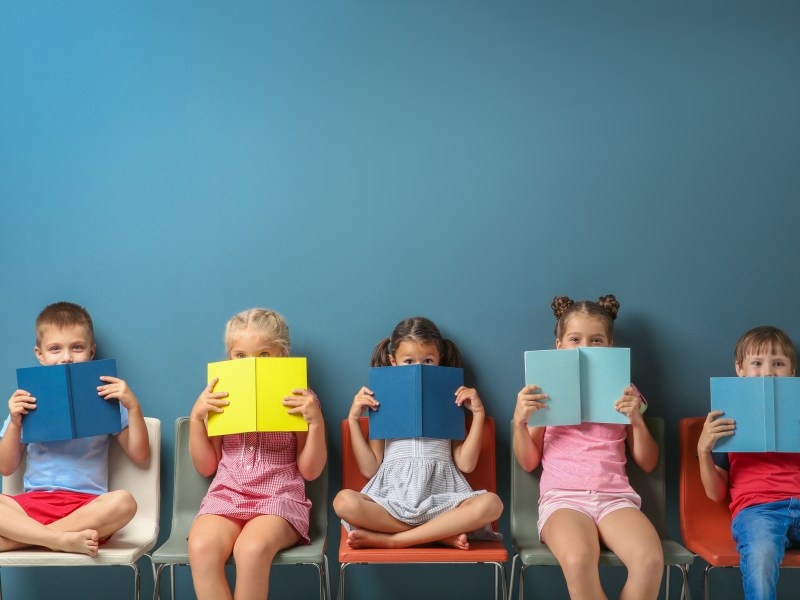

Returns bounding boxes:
[508,555,518,600]
[337,562,349,600]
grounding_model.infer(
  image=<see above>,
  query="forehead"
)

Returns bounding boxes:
[742,343,787,357]
[37,324,93,345]
[228,330,282,349]
[562,314,609,334]
[394,339,440,354]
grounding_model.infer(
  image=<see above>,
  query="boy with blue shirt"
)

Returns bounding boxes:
[698,325,800,600]
[0,302,149,555]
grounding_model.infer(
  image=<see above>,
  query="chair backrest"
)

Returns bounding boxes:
[341,416,497,528]
[679,417,737,562]
[1,417,161,545]
[169,417,328,541]
[511,416,668,548]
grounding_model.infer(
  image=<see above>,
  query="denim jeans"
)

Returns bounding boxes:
[731,498,800,600]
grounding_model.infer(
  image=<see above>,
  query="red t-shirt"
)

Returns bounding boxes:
[714,452,800,518]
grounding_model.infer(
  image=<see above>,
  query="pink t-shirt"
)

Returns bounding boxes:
[540,422,634,496]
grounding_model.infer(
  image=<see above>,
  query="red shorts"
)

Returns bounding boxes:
[5,491,99,525]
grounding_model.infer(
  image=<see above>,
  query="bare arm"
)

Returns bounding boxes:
[189,378,228,477]
[512,385,547,472]
[347,386,384,479]
[0,390,34,475]
[617,386,658,473]
[697,410,734,502]
[101,377,150,464]
[285,389,327,481]
[451,386,485,473]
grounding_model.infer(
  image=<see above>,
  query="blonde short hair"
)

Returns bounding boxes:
[734,326,797,372]
[36,302,94,346]
[224,308,290,356]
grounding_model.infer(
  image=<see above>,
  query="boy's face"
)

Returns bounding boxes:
[736,349,795,378]
[34,325,96,366]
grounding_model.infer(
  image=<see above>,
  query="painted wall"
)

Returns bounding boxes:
[2,1,799,598]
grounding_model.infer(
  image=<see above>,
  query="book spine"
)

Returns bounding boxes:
[765,378,776,451]
[66,365,77,439]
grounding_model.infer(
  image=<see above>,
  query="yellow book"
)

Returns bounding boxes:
[206,357,308,436]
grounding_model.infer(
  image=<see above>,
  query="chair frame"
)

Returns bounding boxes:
[337,416,508,600]
[149,416,330,600]
[0,416,161,600]
[679,416,800,600]
[509,416,692,600]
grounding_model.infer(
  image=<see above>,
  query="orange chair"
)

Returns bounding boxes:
[337,416,509,600]
[679,417,800,599]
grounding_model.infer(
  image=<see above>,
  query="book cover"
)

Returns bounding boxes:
[16,359,121,443]
[711,377,800,452]
[368,365,465,440]
[206,357,308,436]
[523,347,630,427]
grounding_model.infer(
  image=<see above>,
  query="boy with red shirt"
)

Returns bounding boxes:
[699,326,800,600]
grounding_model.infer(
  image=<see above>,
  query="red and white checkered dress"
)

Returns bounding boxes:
[197,431,311,543]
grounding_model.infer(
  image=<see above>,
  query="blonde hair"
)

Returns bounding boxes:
[734,326,797,372]
[224,308,290,356]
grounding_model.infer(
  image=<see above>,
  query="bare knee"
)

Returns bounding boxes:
[558,546,600,575]
[104,490,137,523]
[333,489,361,521]
[478,493,504,522]
[188,528,230,566]
[232,535,281,566]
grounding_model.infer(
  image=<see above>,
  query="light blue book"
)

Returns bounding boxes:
[523,347,631,426]
[710,377,800,452]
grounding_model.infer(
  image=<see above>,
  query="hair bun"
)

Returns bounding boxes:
[551,296,575,320]
[597,294,620,320]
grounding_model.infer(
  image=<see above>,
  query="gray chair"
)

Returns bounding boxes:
[0,417,161,600]
[149,417,330,600]
[509,417,693,599]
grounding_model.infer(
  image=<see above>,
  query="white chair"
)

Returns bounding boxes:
[0,417,161,600]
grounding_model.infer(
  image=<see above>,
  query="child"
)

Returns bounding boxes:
[513,295,663,600]
[0,301,150,556]
[188,308,326,600]
[698,325,800,600]
[333,316,503,550]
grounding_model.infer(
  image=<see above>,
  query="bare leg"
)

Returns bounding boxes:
[333,490,412,533]
[46,490,137,539]
[598,508,663,600]
[232,515,300,600]
[541,509,607,600]
[0,496,98,555]
[189,514,242,600]
[344,493,502,550]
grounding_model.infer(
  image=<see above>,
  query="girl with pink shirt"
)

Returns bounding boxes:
[187,308,327,600]
[513,295,663,600]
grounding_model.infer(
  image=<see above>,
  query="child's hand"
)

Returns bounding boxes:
[191,378,229,421]
[283,388,322,425]
[615,386,644,424]
[7,389,36,426]
[349,386,379,421]
[455,386,484,414]
[698,410,735,455]
[98,376,139,411]
[514,385,548,426]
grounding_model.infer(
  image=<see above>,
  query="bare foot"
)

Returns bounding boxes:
[346,528,396,549]
[51,530,100,556]
[438,533,469,550]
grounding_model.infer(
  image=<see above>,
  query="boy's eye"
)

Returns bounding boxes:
[48,346,60,352]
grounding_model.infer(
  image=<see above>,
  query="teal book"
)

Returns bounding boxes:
[523,347,631,426]
[710,377,800,452]
[15,359,122,443]
[368,365,465,440]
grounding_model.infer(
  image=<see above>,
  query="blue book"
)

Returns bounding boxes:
[523,347,631,426]
[368,365,465,440]
[15,359,122,443]
[710,377,800,452]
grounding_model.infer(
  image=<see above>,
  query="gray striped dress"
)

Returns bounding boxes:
[343,437,500,541]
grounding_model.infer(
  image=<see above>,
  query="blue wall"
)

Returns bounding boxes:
[2,2,799,598]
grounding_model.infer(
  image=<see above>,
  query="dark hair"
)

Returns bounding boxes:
[734,325,797,372]
[552,294,619,340]
[35,301,94,346]
[371,316,462,368]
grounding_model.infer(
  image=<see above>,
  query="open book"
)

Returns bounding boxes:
[16,359,122,443]
[523,347,630,426]
[207,357,308,435]
[368,365,465,440]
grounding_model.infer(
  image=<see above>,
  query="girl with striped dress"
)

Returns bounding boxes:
[334,316,502,550]
[187,308,327,600]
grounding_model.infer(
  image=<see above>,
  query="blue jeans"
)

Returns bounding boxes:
[731,498,800,600]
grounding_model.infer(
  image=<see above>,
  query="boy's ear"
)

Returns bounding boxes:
[555,338,562,349]
[735,361,745,377]
[34,346,46,365]
[90,344,96,360]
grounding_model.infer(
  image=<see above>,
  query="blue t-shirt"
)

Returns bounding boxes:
[0,405,129,495]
